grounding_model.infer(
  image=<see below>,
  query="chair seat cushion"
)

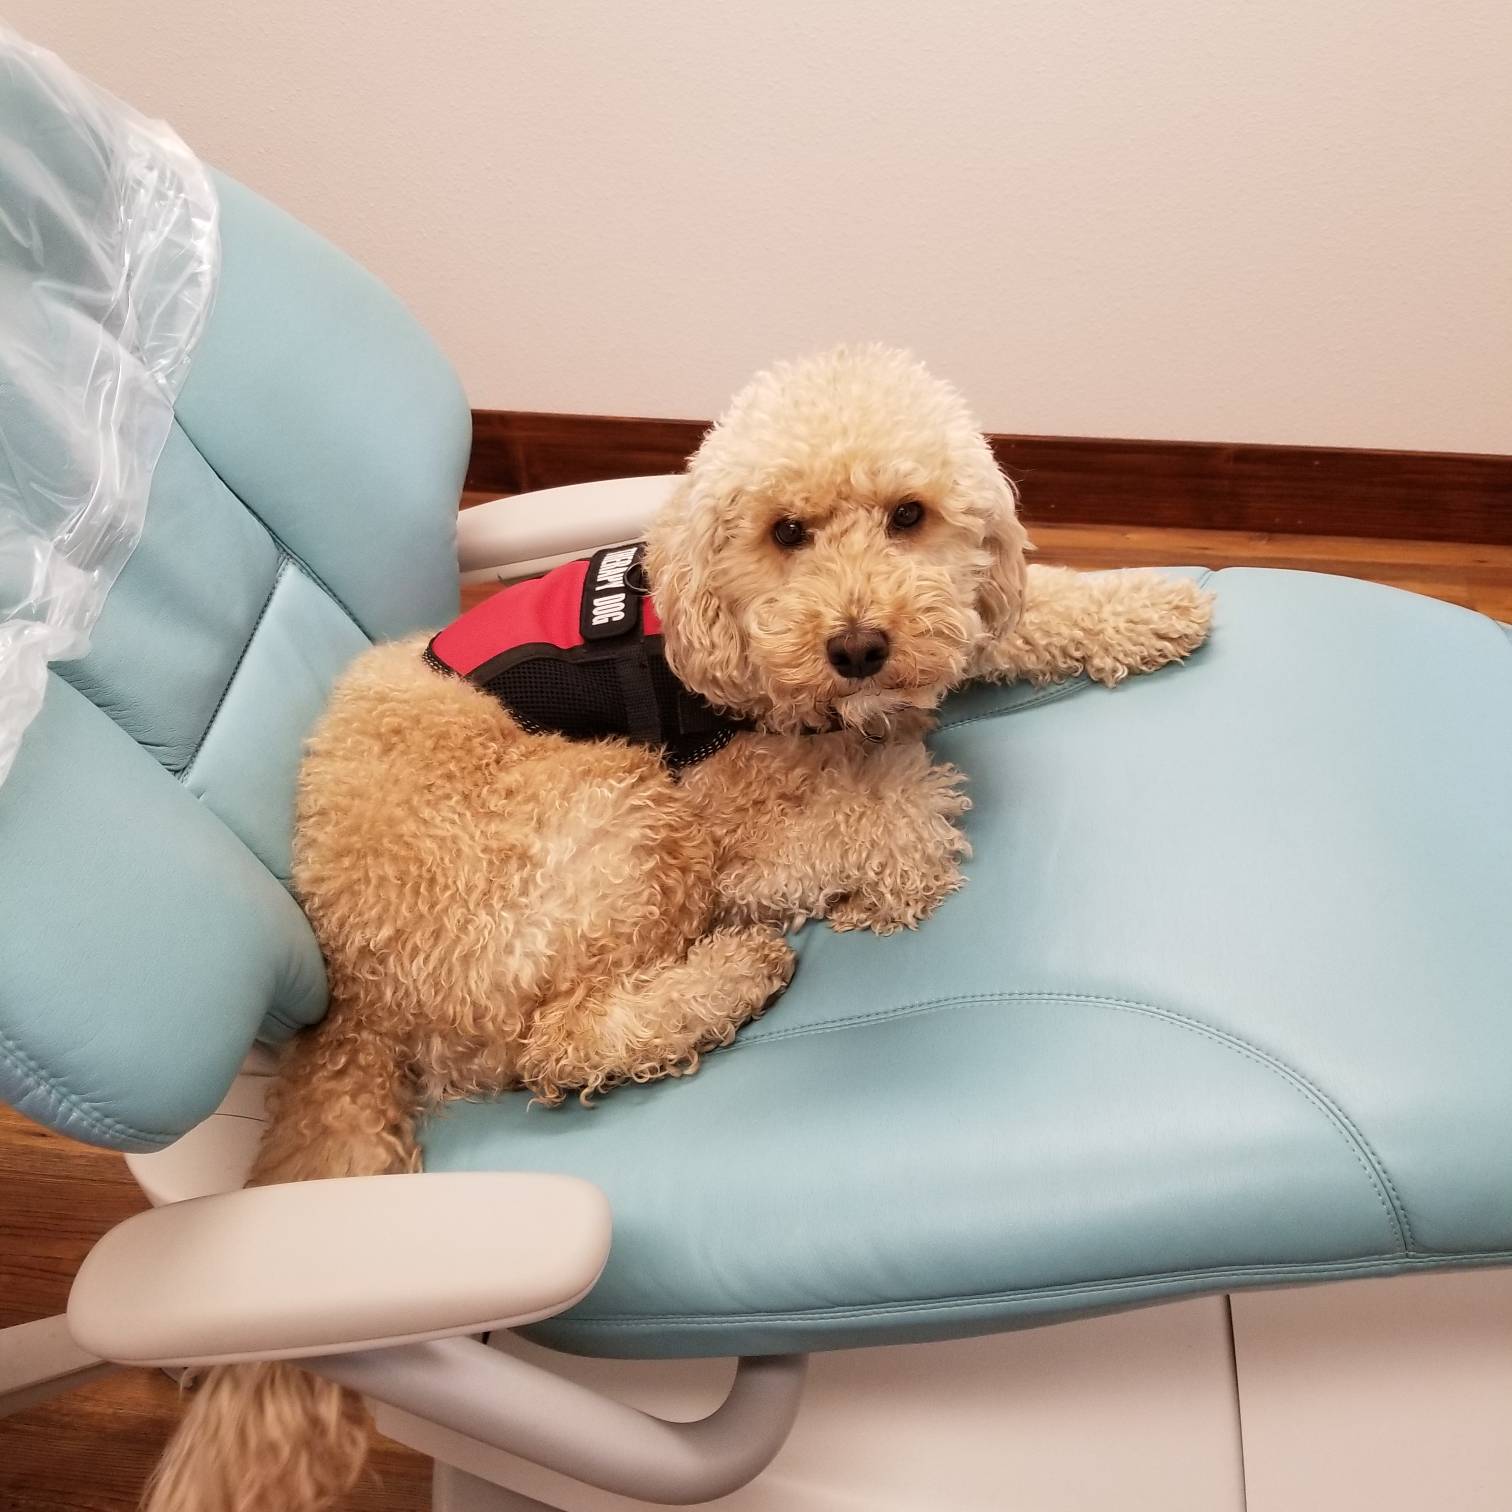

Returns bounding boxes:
[420,568,1512,1359]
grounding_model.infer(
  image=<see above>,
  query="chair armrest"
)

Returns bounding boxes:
[458,475,680,581]
[67,1172,611,1368]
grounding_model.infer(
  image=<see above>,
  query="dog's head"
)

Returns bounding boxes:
[645,344,1029,736]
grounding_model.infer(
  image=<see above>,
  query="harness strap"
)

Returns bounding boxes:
[615,654,665,746]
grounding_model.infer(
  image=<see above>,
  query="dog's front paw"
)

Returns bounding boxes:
[827,864,966,935]
[1084,574,1214,687]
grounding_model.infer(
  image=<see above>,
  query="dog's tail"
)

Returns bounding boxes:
[144,1016,419,1512]
[143,1362,371,1512]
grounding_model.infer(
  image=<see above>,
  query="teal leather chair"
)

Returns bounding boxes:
[5,45,1512,1512]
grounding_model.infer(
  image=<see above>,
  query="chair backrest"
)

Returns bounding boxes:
[0,138,470,1149]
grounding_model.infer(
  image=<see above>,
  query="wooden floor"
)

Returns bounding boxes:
[3,523,1510,1512]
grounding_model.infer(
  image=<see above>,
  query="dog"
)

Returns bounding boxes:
[145,345,1212,1512]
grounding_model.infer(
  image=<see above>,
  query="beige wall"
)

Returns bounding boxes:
[13,3,1511,451]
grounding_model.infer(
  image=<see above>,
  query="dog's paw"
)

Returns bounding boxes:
[1084,574,1214,687]
[827,865,966,935]
[738,924,799,998]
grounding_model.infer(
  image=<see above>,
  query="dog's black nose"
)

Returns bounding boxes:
[826,626,890,680]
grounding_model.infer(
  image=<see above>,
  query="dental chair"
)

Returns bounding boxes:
[4,35,1512,1512]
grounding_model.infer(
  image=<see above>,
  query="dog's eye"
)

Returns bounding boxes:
[771,517,809,549]
[889,500,925,533]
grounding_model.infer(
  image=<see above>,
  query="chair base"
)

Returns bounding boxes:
[383,1269,1512,1511]
[378,1296,1247,1511]
[0,1316,114,1419]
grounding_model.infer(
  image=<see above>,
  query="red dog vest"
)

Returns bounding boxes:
[425,544,748,770]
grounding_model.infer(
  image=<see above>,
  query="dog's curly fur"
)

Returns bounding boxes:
[144,345,1212,1512]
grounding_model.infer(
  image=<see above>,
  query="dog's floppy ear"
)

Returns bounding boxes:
[643,476,753,712]
[973,461,1031,637]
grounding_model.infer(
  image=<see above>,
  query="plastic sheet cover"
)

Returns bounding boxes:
[0,28,219,788]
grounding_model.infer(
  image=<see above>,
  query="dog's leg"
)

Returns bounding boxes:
[252,1017,420,1183]
[970,563,1213,687]
[707,738,971,935]
[516,924,794,1104]
[821,747,972,934]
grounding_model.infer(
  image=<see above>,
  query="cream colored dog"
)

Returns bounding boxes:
[147,345,1212,1512]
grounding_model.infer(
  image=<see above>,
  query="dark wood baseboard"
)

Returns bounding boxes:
[467,409,1512,545]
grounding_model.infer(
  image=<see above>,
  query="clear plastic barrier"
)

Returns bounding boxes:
[0,27,218,787]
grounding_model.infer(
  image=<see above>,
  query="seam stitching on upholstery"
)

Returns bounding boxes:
[0,1025,171,1147]
[551,1249,1511,1334]
[174,421,372,638]
[241,514,368,638]
[731,989,1410,1255]
[259,1003,305,1036]
[174,555,289,777]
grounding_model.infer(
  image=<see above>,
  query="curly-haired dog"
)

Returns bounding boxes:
[146,345,1212,1512]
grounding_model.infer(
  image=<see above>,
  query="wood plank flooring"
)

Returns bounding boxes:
[3,523,1509,1511]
